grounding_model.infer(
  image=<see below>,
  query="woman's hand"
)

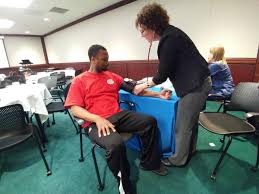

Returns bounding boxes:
[133,84,147,95]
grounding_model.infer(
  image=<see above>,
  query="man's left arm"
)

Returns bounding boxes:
[120,81,171,100]
[139,89,172,100]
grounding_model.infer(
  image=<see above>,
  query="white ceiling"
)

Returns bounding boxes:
[0,0,123,36]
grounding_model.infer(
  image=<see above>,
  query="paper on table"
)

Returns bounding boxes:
[155,78,174,90]
[137,77,174,91]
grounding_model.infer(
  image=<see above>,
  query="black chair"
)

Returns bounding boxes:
[38,76,63,124]
[207,93,231,112]
[38,76,63,101]
[0,80,7,88]
[50,72,66,89]
[75,69,83,76]
[45,83,78,133]
[75,101,136,191]
[38,77,77,133]
[245,112,259,171]
[4,71,26,84]
[0,104,52,176]
[199,82,259,180]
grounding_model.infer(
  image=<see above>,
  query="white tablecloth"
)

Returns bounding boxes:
[26,69,75,84]
[0,74,6,81]
[0,83,52,123]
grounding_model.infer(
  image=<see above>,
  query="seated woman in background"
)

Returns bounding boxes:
[207,45,234,100]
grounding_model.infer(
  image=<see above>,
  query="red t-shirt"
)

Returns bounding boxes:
[64,71,123,128]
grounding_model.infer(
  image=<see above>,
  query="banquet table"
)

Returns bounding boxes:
[119,87,179,158]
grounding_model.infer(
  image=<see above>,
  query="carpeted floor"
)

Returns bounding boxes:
[0,101,258,194]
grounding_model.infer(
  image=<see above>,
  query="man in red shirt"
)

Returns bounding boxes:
[65,44,171,194]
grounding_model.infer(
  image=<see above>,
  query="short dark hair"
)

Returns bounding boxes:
[88,44,107,61]
[135,3,169,36]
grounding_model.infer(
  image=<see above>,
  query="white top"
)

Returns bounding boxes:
[137,77,174,91]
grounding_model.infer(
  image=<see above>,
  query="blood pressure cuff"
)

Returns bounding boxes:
[120,80,137,93]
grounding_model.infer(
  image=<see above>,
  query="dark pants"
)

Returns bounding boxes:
[86,110,161,193]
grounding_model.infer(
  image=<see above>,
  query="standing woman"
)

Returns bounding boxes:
[134,3,211,167]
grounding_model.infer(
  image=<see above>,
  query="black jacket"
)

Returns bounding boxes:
[152,25,210,97]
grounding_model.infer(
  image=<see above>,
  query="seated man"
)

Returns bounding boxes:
[65,44,171,194]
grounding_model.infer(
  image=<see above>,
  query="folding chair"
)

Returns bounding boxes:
[0,104,52,176]
[38,77,78,134]
[199,82,259,180]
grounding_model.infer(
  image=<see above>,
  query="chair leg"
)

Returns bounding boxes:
[59,95,64,103]
[35,114,48,143]
[32,133,52,176]
[220,135,225,143]
[52,113,55,125]
[251,137,259,172]
[211,136,232,180]
[33,124,47,152]
[218,135,226,152]
[25,112,30,123]
[67,110,79,134]
[217,103,223,112]
[47,118,50,127]
[78,127,84,162]
[92,145,104,191]
[33,122,45,150]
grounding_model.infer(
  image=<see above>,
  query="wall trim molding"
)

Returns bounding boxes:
[226,58,256,64]
[0,58,256,70]
[0,34,41,37]
[0,58,256,85]
[253,44,259,82]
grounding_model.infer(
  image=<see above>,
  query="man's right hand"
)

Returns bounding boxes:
[95,116,116,137]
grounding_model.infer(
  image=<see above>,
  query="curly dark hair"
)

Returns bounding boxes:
[135,3,170,36]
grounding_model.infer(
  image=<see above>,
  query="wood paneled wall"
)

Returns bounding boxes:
[227,58,256,85]
[0,58,256,85]
[253,45,259,82]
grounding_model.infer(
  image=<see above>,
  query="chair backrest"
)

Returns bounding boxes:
[75,69,83,76]
[227,82,259,113]
[64,82,71,100]
[0,80,7,88]
[38,76,57,90]
[4,71,26,84]
[64,82,71,99]
[50,72,65,81]
[0,104,27,137]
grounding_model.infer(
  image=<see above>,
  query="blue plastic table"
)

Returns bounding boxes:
[119,87,179,158]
